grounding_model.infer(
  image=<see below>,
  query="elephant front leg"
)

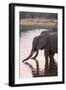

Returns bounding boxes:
[44,49,49,76]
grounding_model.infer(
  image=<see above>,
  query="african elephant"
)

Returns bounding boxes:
[22,30,58,74]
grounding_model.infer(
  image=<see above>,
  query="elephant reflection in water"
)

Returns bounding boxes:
[22,30,58,75]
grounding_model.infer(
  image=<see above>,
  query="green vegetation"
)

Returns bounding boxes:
[19,20,57,33]
[20,24,56,31]
[19,12,57,32]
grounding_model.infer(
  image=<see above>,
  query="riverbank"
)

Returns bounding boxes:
[19,18,57,31]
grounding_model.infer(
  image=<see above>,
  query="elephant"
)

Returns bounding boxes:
[22,30,58,74]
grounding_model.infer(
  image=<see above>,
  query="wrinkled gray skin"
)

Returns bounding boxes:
[22,29,57,74]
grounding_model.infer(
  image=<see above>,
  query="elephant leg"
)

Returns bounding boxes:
[44,49,49,75]
[49,52,57,76]
[49,53,55,65]
[31,50,38,59]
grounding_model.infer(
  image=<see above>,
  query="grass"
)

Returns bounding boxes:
[19,18,57,32]
[20,24,56,32]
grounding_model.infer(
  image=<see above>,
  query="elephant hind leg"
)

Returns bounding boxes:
[44,49,49,75]
[49,52,55,65]
[49,52,57,76]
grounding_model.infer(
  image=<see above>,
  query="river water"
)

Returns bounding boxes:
[19,29,58,79]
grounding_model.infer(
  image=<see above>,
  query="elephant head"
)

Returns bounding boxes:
[37,32,48,50]
[22,31,48,62]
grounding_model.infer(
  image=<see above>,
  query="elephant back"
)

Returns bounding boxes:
[40,30,48,36]
[48,32,57,53]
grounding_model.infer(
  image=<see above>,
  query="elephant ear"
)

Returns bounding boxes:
[37,32,48,49]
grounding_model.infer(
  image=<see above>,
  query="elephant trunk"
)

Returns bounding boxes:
[22,48,34,62]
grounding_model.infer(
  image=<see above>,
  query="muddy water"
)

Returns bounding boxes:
[19,29,58,79]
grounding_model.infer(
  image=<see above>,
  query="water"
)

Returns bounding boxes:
[19,29,58,79]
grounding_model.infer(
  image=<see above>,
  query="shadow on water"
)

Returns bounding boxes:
[24,58,40,77]
[48,62,58,76]
[23,59,58,77]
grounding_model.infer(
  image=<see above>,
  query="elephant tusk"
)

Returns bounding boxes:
[22,50,34,62]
